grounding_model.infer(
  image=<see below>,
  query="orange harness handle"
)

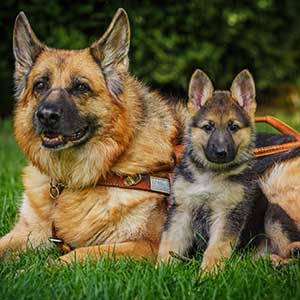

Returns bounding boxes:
[254,116,300,157]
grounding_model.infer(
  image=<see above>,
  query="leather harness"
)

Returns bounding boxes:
[48,116,300,252]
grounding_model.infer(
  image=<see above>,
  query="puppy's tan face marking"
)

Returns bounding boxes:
[190,94,254,167]
[187,69,256,169]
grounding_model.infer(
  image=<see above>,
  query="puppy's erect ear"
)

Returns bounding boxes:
[231,69,256,114]
[188,69,214,110]
[13,12,44,97]
[90,8,130,104]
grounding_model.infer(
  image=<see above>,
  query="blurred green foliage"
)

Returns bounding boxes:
[1,0,300,116]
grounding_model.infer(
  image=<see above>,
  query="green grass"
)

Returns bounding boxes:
[1,114,300,300]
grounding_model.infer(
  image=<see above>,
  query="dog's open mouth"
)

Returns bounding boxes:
[41,127,89,149]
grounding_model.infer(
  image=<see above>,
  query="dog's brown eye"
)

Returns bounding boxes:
[202,121,215,133]
[71,82,90,95]
[228,121,240,132]
[33,80,48,93]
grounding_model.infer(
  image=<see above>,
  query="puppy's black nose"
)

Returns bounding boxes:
[215,149,227,158]
[37,106,61,126]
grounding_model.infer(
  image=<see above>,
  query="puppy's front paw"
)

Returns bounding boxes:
[201,256,221,276]
[156,252,174,268]
[200,250,227,278]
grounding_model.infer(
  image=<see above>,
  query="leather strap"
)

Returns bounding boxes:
[254,116,300,157]
[99,174,172,195]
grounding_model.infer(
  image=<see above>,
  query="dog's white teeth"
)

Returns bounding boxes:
[41,134,64,143]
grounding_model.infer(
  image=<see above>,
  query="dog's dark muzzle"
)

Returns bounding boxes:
[205,146,236,163]
[34,89,90,149]
[205,130,237,164]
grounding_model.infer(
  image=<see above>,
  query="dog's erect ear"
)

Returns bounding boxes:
[231,70,256,114]
[189,69,214,110]
[90,8,130,104]
[13,12,45,97]
[13,12,44,97]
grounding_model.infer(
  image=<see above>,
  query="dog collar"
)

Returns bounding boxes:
[98,174,172,195]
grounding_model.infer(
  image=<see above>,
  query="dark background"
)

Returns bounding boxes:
[1,0,300,117]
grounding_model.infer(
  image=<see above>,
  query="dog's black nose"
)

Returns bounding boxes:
[37,106,61,126]
[215,149,227,158]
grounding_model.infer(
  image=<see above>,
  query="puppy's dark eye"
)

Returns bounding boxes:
[228,121,240,133]
[33,80,48,94]
[201,121,215,133]
[71,82,90,95]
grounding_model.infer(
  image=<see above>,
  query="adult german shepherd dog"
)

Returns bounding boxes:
[0,9,186,263]
[1,8,300,265]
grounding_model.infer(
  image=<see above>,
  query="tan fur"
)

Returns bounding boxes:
[201,238,235,274]
[259,157,300,259]
[0,10,186,261]
[59,240,159,263]
[260,158,300,223]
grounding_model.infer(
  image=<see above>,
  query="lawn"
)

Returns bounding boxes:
[1,113,300,300]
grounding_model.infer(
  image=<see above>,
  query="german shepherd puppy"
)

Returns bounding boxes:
[157,69,258,273]
[0,9,185,263]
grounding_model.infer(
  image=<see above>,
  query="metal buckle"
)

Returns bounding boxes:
[48,237,64,244]
[48,237,72,253]
[124,174,142,186]
[49,180,65,200]
[150,176,170,194]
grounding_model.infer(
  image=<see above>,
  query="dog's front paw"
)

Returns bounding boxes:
[58,246,104,264]
[156,252,174,268]
[58,252,77,264]
[200,252,225,277]
[58,249,88,264]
